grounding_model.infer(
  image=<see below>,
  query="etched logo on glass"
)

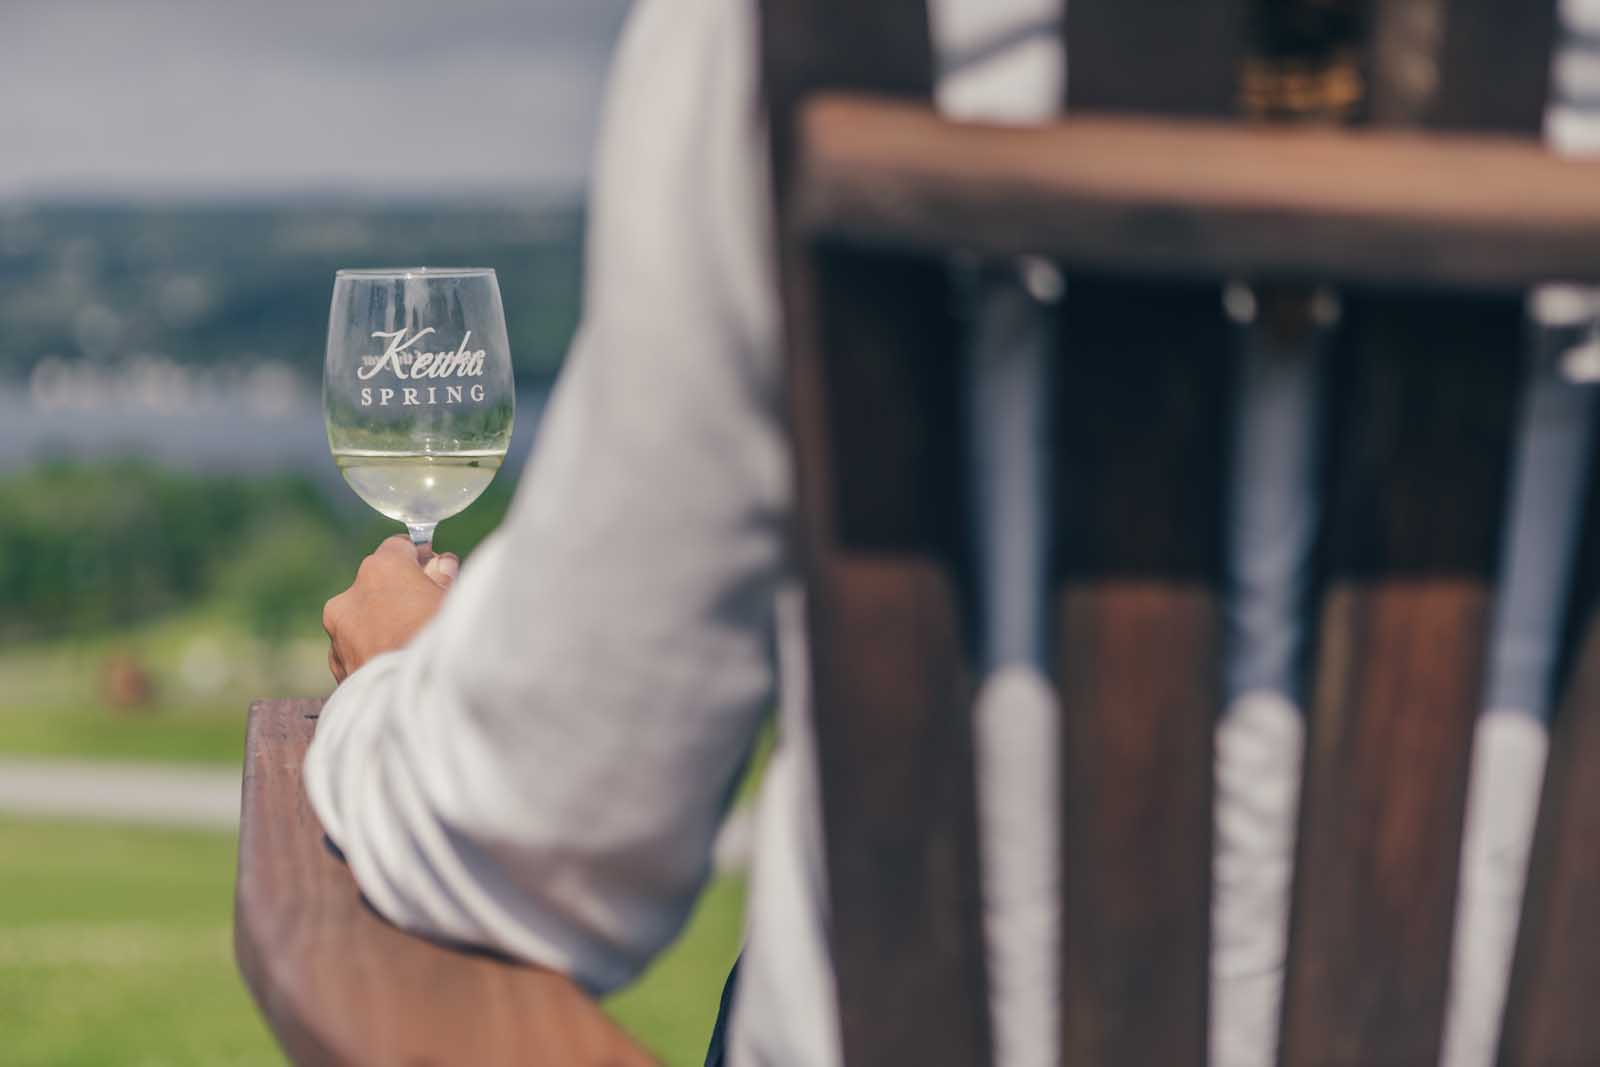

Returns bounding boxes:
[357,327,488,406]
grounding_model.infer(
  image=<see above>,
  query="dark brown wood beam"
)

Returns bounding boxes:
[234,699,655,1067]
[794,95,1600,291]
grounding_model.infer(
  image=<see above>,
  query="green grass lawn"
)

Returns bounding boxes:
[0,818,277,1067]
[0,817,743,1067]
[0,590,755,1065]
[0,706,249,765]
[606,875,746,1061]
[0,605,327,766]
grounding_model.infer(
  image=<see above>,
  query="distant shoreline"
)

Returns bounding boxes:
[0,384,550,484]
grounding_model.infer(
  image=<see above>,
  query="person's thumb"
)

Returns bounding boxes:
[422,553,460,590]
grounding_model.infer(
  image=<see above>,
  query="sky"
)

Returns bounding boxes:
[0,0,632,201]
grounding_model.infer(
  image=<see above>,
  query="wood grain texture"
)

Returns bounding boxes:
[793,96,1600,292]
[761,2,993,1064]
[1499,451,1600,1066]
[1280,293,1522,1067]
[1055,0,1240,1055]
[791,243,990,1067]
[1499,603,1600,1066]
[1282,11,1554,1063]
[810,553,989,1064]
[234,699,655,1067]
[1282,13,1552,1054]
[1054,280,1228,1066]
[780,245,991,1067]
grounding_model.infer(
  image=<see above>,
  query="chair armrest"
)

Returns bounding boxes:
[794,94,1600,291]
[234,699,656,1066]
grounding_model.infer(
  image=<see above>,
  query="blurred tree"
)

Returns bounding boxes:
[0,460,521,642]
[213,515,352,649]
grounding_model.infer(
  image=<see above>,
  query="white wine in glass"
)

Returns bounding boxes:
[324,268,515,547]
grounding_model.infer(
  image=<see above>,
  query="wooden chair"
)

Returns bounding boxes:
[768,1,1600,1065]
[235,0,1600,1063]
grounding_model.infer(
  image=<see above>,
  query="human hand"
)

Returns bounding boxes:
[323,536,460,683]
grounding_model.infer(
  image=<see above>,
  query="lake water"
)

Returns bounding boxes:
[0,383,551,490]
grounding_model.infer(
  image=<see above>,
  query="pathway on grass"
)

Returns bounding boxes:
[0,756,757,871]
[0,758,239,829]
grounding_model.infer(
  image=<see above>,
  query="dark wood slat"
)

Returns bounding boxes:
[1280,293,1523,1067]
[1366,0,1556,130]
[1365,0,1449,126]
[234,699,655,1067]
[1499,610,1600,1065]
[811,250,966,552]
[1054,280,1229,1066]
[793,245,990,1067]
[761,0,936,206]
[1057,0,1241,1058]
[784,246,991,1067]
[760,3,993,1065]
[810,553,988,1062]
[1283,8,1552,1056]
[793,96,1600,292]
[1431,0,1556,134]
[1498,450,1600,1066]
[1067,0,1245,114]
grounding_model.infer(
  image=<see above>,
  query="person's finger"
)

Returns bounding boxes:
[375,534,422,562]
[328,644,346,684]
[322,594,343,640]
[422,553,460,590]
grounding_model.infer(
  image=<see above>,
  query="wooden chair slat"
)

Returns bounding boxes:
[1498,463,1600,1066]
[1056,2,1242,1057]
[1054,280,1229,1066]
[787,250,991,1066]
[1498,614,1600,1064]
[234,700,655,1067]
[796,245,990,1067]
[1066,0,1244,116]
[792,97,1600,291]
[1279,294,1524,1066]
[1369,0,1558,133]
[762,5,993,1064]
[1283,8,1553,1056]
[760,0,937,205]
[812,553,990,1064]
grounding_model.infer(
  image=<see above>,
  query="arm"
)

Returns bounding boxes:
[305,0,783,995]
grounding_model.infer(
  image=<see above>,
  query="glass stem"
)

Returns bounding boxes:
[407,523,436,550]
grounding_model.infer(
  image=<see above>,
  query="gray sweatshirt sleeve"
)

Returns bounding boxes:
[303,0,785,994]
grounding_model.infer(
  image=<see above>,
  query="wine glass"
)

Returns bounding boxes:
[324,268,515,548]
